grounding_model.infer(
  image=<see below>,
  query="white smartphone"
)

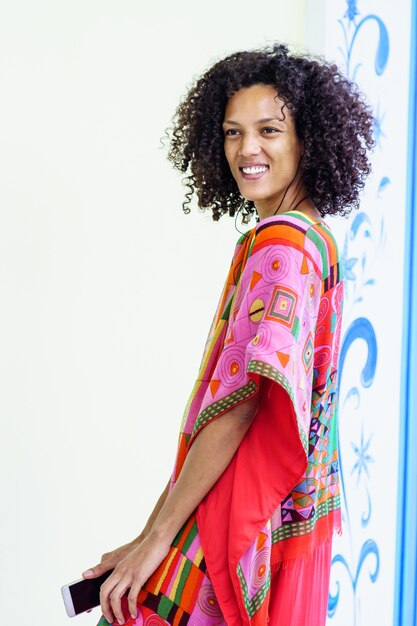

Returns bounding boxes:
[61,570,113,617]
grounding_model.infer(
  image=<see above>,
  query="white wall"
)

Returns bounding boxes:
[0,2,307,624]
[320,2,411,625]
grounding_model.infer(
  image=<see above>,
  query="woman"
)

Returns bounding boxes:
[83,43,374,626]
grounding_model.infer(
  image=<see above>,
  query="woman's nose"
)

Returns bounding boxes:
[238,133,261,157]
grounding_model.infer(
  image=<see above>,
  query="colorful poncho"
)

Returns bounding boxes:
[99,210,343,626]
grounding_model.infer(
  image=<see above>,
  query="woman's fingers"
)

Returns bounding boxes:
[96,534,171,623]
[100,576,117,624]
[82,560,113,579]
[127,581,141,619]
[100,571,130,625]
[83,543,136,579]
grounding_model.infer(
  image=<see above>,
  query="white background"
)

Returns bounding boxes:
[0,2,308,625]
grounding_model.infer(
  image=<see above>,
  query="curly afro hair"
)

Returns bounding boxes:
[167,42,375,221]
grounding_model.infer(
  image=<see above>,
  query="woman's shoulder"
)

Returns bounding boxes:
[249,210,342,282]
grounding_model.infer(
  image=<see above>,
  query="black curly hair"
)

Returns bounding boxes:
[167,43,375,221]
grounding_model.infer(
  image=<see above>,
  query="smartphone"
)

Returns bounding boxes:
[61,570,114,617]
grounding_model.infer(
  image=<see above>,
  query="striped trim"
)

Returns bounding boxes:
[237,562,271,618]
[189,380,258,444]
[272,494,341,543]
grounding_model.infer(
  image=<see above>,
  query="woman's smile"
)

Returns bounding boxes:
[239,163,270,179]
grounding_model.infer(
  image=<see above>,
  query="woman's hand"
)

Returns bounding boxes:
[84,531,171,624]
[82,536,145,581]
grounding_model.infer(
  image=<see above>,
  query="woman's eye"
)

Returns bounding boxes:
[224,129,240,136]
[261,127,280,134]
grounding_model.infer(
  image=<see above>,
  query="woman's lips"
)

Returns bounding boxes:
[239,165,269,180]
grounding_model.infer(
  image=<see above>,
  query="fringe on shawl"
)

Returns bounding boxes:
[270,509,342,573]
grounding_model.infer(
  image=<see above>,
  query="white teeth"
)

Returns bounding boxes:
[242,166,268,174]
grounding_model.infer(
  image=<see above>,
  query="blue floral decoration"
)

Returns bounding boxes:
[328,1,389,622]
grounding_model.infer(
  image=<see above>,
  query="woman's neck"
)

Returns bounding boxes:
[256,196,322,223]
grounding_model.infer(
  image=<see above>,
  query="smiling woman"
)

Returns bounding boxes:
[84,42,375,626]
[222,84,316,221]
[168,43,374,224]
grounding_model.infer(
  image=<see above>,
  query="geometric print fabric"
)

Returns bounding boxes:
[96,210,344,626]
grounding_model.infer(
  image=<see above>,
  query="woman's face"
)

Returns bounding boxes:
[222,84,305,218]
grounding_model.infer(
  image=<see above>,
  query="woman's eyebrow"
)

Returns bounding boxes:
[257,117,285,124]
[222,116,286,125]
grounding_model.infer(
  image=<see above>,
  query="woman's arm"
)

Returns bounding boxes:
[150,393,259,544]
[137,477,171,541]
[95,392,260,624]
